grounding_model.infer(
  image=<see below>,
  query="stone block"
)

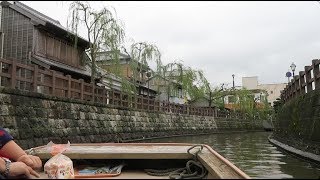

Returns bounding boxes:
[0,105,10,115]
[0,94,11,104]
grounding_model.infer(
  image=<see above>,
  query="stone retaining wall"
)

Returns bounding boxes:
[273,88,320,157]
[0,87,264,149]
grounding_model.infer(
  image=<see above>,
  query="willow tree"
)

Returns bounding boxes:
[125,42,162,94]
[68,1,125,83]
[159,62,181,102]
[159,61,207,103]
[236,89,256,118]
[231,88,271,120]
[197,70,221,107]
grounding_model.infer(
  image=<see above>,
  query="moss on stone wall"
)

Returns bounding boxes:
[0,88,264,149]
[274,89,320,151]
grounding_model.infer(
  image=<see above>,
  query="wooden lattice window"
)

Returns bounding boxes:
[46,36,54,57]
[60,42,66,62]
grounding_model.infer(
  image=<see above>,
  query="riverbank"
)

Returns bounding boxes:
[0,88,265,149]
[268,134,320,165]
[273,85,320,165]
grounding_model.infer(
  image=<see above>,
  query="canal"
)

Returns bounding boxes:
[140,132,320,179]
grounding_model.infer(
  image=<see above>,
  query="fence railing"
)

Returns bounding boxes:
[0,58,238,117]
[280,59,320,103]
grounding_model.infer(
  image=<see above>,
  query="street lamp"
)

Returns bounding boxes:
[232,74,235,90]
[290,62,296,77]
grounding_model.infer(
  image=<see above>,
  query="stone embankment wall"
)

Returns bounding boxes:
[272,89,320,156]
[0,87,264,150]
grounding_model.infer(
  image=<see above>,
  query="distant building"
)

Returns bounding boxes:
[96,51,157,97]
[146,74,186,104]
[242,76,258,90]
[242,76,287,106]
[223,89,268,110]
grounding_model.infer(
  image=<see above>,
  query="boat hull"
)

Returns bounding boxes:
[27,143,250,179]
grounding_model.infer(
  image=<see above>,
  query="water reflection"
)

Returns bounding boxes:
[140,132,320,179]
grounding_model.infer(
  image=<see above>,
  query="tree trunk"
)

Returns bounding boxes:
[209,91,212,107]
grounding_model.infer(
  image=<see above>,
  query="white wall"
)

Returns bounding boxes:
[242,76,287,106]
[242,76,258,90]
[258,83,287,106]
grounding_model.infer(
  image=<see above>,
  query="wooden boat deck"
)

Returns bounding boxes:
[29,143,195,160]
[35,170,167,179]
[27,143,250,179]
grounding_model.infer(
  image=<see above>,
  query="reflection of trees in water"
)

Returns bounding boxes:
[141,132,320,178]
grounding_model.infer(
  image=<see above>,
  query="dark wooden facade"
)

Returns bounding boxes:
[0,1,91,86]
[0,2,33,63]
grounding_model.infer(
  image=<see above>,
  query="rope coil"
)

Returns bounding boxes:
[145,145,208,179]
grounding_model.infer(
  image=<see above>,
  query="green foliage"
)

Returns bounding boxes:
[231,88,273,120]
[157,61,207,102]
[68,1,125,82]
[126,41,162,94]
[130,42,162,73]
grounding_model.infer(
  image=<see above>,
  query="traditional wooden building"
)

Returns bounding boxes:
[146,74,186,104]
[0,1,92,86]
[96,51,157,97]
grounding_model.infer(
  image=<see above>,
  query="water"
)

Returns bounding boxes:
[140,132,320,179]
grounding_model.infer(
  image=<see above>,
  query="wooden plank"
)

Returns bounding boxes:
[67,75,71,98]
[33,65,38,92]
[29,144,194,160]
[38,69,52,76]
[198,151,242,179]
[70,89,81,93]
[55,74,69,81]
[16,63,34,71]
[0,58,13,64]
[10,60,16,88]
[198,145,250,179]
[37,82,53,88]
[0,72,11,78]
[15,76,33,83]
[80,79,84,100]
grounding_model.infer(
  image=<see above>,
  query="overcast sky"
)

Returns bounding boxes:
[21,1,320,88]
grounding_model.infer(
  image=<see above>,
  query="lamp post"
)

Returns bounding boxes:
[290,62,296,77]
[232,74,235,90]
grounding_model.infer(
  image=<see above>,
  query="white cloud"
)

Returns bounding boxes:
[21,1,320,87]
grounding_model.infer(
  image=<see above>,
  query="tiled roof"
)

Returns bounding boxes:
[31,54,92,77]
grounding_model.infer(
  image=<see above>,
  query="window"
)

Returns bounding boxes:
[37,32,46,54]
[36,31,81,67]
[60,43,66,62]
[46,36,54,57]
[54,39,61,59]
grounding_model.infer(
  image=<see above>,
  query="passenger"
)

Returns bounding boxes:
[0,128,41,178]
